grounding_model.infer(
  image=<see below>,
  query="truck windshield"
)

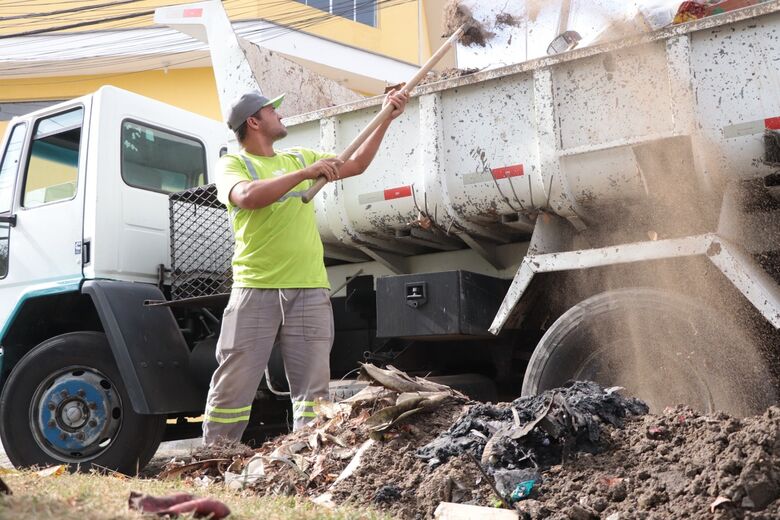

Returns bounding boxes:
[121,121,206,194]
[0,123,27,277]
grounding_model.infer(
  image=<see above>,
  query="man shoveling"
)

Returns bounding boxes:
[203,88,408,444]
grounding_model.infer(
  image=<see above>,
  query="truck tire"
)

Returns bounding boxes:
[522,288,777,416]
[0,332,166,474]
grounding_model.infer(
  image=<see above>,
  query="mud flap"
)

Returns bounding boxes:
[82,280,205,414]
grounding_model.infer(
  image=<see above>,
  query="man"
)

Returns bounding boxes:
[204,88,409,444]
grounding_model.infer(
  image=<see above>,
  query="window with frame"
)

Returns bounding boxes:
[0,123,26,278]
[121,121,206,194]
[23,108,83,208]
[294,0,377,27]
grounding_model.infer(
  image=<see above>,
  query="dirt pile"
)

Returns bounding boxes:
[156,369,780,519]
[442,0,494,46]
[524,405,780,520]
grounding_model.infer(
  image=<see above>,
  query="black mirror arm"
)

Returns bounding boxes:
[0,214,17,227]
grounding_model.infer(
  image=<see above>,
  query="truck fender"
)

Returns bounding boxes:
[82,280,205,415]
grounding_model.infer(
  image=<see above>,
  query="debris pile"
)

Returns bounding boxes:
[159,364,468,510]
[520,405,780,519]
[418,381,648,471]
[154,366,780,518]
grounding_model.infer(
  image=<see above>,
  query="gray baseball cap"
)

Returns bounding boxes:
[226,90,285,131]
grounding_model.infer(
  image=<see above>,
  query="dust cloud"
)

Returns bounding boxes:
[442,0,494,46]
[552,129,778,416]
[534,8,779,416]
[525,0,546,22]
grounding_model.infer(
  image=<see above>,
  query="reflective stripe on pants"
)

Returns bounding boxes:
[205,405,252,424]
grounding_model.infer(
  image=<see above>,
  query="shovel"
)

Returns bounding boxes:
[301,23,469,203]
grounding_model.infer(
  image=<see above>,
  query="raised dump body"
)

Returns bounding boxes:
[278,2,779,270]
[162,1,780,419]
[258,2,780,416]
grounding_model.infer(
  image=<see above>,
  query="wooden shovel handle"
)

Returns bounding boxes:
[302,24,467,204]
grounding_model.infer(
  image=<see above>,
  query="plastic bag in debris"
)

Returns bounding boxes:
[417,381,648,469]
[224,454,265,490]
[493,468,541,500]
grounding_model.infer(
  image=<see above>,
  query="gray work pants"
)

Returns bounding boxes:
[202,287,333,445]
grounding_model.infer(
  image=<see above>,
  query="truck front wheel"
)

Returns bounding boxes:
[0,332,165,474]
[522,288,777,416]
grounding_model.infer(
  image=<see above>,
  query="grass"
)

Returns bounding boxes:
[0,468,392,520]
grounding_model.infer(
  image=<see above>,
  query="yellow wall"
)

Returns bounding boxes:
[0,0,421,64]
[25,156,76,193]
[0,68,221,138]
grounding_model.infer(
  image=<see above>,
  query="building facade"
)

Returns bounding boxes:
[0,0,450,135]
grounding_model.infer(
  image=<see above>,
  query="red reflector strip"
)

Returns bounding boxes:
[766,117,780,130]
[183,8,203,17]
[491,164,524,180]
[384,185,412,200]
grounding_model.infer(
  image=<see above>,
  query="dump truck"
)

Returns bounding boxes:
[0,0,779,473]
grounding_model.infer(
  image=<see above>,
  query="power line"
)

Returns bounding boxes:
[0,0,265,32]
[0,9,155,38]
[0,0,217,33]
[0,1,401,68]
[0,0,144,22]
[0,0,90,6]
[0,0,410,46]
[0,1,245,47]
[0,0,402,37]
[0,0,418,81]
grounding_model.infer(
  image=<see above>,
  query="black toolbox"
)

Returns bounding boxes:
[376,270,510,338]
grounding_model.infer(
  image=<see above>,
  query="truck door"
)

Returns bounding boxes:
[88,86,225,285]
[0,104,89,324]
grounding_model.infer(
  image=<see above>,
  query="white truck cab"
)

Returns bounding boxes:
[0,86,226,472]
[0,86,225,307]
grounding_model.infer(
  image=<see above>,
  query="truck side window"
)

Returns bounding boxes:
[121,121,206,193]
[22,108,83,208]
[0,123,27,278]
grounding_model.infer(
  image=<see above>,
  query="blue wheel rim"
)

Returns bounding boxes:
[31,366,122,462]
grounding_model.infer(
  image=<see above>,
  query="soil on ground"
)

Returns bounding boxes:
[155,387,780,519]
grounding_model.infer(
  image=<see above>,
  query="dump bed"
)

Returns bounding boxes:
[277,2,780,258]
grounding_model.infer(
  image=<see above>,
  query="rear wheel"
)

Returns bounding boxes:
[0,332,166,474]
[522,288,777,416]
